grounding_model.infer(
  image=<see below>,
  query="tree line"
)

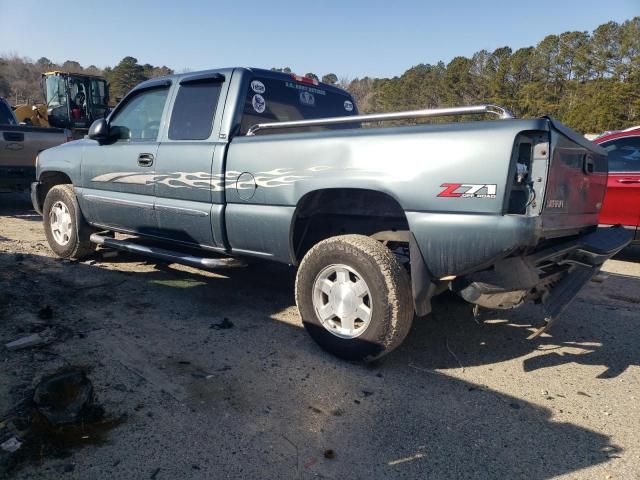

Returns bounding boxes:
[280,17,640,133]
[1,17,638,133]
[0,55,173,105]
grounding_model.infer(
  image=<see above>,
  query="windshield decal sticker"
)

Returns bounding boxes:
[284,81,326,96]
[252,94,266,113]
[251,80,266,94]
[299,91,315,106]
[344,100,354,112]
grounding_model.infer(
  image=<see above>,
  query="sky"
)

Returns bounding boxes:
[0,0,637,79]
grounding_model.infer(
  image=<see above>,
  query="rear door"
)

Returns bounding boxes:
[599,134,640,236]
[153,72,229,247]
[79,81,171,232]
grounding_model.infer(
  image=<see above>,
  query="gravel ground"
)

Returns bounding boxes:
[1,191,639,480]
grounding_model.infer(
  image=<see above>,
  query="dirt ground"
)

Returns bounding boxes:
[0,191,639,480]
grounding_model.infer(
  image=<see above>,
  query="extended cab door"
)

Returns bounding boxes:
[153,72,229,247]
[79,81,171,232]
[599,135,640,238]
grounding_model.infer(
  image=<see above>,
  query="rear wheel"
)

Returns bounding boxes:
[43,184,95,259]
[295,234,413,361]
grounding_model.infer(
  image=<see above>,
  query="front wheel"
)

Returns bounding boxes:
[295,234,414,361]
[43,184,95,259]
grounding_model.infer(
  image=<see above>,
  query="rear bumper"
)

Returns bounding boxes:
[529,224,633,267]
[453,225,633,313]
[0,166,35,191]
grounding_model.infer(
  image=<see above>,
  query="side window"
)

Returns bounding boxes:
[603,137,640,172]
[169,81,222,140]
[110,88,169,141]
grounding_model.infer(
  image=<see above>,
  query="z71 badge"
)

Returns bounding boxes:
[438,183,497,199]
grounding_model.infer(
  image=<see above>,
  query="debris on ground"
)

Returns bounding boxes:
[1,437,22,453]
[33,370,94,425]
[210,318,234,330]
[37,306,54,320]
[323,449,336,459]
[5,333,46,351]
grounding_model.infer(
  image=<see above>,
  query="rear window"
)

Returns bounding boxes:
[0,101,17,125]
[240,76,358,135]
[602,137,640,172]
[169,81,222,140]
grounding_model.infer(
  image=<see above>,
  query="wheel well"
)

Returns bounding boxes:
[291,189,410,264]
[37,171,72,209]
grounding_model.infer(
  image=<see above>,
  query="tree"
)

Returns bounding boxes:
[36,57,54,70]
[109,56,146,98]
[304,73,319,81]
[322,73,338,84]
[62,60,83,73]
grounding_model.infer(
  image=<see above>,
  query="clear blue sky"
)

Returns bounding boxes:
[0,0,637,78]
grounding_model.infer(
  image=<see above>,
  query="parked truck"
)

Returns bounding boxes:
[1,97,71,192]
[31,68,632,360]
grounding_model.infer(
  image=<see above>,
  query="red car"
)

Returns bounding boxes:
[595,126,640,243]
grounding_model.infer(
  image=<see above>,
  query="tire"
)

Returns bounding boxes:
[43,184,95,259]
[295,234,413,361]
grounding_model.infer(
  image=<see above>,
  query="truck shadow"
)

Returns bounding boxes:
[0,250,628,479]
[401,280,640,380]
[0,192,41,222]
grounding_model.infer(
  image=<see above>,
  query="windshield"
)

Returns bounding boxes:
[45,75,67,108]
[0,100,17,125]
[240,76,358,135]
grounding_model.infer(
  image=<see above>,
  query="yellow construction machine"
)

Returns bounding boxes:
[14,71,110,135]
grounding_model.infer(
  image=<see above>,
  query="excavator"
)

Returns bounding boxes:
[14,71,110,137]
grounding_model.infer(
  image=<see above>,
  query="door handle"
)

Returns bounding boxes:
[616,178,640,184]
[137,153,154,167]
[3,132,24,142]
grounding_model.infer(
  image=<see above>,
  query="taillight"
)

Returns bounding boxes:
[290,73,319,86]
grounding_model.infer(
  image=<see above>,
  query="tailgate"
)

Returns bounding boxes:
[539,118,608,235]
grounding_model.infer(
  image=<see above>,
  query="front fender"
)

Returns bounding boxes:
[36,140,84,183]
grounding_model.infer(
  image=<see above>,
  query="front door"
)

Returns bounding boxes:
[79,85,171,234]
[600,135,640,238]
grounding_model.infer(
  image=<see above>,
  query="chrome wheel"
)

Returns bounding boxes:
[312,264,373,339]
[49,200,73,246]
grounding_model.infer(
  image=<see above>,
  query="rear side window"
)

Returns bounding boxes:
[603,137,640,172]
[169,82,222,140]
[240,76,358,135]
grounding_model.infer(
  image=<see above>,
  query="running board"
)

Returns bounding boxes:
[90,234,246,270]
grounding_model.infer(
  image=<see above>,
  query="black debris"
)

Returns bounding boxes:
[210,318,234,330]
[38,306,54,320]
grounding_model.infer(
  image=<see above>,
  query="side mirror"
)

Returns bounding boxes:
[88,118,110,142]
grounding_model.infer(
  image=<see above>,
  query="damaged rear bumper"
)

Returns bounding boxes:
[452,225,633,319]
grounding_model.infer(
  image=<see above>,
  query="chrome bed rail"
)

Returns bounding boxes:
[246,104,515,136]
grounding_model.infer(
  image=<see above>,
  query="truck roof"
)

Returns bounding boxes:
[131,67,350,96]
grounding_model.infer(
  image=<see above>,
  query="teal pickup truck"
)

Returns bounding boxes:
[31,67,631,361]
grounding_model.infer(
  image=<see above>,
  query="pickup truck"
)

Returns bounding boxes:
[0,97,71,192]
[31,67,632,361]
